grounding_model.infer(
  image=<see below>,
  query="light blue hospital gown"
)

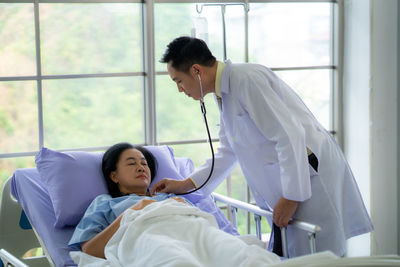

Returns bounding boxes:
[68,193,190,249]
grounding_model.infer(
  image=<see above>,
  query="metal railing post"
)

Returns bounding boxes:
[254,214,262,240]
[231,207,237,228]
[280,227,289,258]
[308,232,317,253]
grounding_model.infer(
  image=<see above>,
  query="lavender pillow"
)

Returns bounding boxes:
[35,145,189,228]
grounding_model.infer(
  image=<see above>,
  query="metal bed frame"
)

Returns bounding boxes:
[212,192,321,258]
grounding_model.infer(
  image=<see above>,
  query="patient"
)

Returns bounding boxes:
[69,142,189,258]
[69,142,280,265]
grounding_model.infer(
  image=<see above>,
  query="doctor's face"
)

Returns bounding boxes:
[167,63,202,101]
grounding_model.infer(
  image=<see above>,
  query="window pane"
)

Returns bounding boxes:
[154,3,245,72]
[0,156,36,199]
[170,143,246,200]
[249,3,332,67]
[224,5,246,63]
[276,69,331,130]
[171,142,229,199]
[154,3,192,72]
[190,5,246,63]
[42,77,144,149]
[0,4,36,76]
[170,142,213,168]
[170,142,227,198]
[0,81,38,153]
[40,3,142,75]
[156,75,220,142]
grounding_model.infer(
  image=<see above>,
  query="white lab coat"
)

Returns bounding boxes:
[190,60,373,257]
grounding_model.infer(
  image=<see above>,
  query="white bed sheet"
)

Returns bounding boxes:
[71,199,281,266]
[70,198,400,267]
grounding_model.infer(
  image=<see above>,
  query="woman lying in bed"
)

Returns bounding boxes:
[69,142,281,265]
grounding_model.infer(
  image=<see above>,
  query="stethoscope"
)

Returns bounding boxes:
[177,71,215,195]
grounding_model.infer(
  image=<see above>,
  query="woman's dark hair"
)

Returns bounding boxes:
[102,143,158,197]
[160,36,216,73]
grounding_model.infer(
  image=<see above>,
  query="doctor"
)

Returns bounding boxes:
[151,36,373,257]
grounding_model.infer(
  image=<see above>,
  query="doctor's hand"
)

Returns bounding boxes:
[273,197,299,227]
[150,178,195,195]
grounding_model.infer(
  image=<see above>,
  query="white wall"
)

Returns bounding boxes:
[398,1,400,256]
[369,0,398,255]
[343,0,371,256]
[343,0,399,256]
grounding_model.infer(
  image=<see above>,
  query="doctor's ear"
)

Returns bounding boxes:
[192,68,200,76]
[191,64,201,75]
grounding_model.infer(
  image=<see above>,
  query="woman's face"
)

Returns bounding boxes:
[110,148,151,195]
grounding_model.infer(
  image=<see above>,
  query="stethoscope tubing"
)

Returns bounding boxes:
[176,76,215,195]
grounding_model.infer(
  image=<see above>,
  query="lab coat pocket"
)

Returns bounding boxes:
[232,113,266,147]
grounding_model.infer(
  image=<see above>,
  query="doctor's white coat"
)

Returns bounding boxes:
[190,60,373,257]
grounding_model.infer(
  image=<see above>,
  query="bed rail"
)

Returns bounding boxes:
[212,192,321,258]
[0,249,29,267]
[0,178,52,267]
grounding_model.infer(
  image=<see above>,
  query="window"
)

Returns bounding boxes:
[0,0,337,238]
[0,2,144,190]
[248,2,333,128]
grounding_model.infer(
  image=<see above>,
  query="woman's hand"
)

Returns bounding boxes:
[172,197,186,204]
[82,198,158,258]
[130,198,157,210]
[150,178,195,195]
[273,197,299,227]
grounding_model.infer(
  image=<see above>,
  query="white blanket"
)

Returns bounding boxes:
[70,199,280,266]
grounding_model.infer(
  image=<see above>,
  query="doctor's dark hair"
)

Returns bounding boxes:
[101,143,158,198]
[160,36,216,73]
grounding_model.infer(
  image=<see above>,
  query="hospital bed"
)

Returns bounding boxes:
[0,146,399,267]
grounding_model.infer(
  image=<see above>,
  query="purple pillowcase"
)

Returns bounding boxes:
[35,145,190,228]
